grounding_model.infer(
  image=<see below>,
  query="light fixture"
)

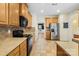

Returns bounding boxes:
[57,9,60,13]
[41,10,44,13]
[51,3,57,6]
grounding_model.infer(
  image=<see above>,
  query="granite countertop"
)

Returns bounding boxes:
[23,28,35,35]
[56,41,78,56]
[72,38,79,44]
[0,37,26,56]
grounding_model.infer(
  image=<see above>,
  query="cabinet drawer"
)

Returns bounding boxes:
[8,46,19,56]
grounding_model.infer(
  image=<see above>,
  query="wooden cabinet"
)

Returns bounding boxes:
[45,18,52,27]
[0,3,32,27]
[46,31,51,40]
[45,17,58,27]
[57,44,70,56]
[0,3,8,25]
[20,4,28,17]
[19,40,27,56]
[8,46,19,56]
[7,40,27,56]
[74,34,79,38]
[0,3,19,26]
[27,12,32,27]
[8,3,19,26]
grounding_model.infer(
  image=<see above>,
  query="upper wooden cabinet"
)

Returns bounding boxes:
[0,3,19,26]
[8,3,19,26]
[27,12,32,27]
[45,16,58,27]
[20,4,28,17]
[0,3,32,27]
[0,4,8,25]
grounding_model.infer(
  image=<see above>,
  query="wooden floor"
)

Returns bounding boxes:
[30,32,57,56]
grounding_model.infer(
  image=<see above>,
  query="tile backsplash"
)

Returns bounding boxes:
[0,27,25,38]
[0,27,35,38]
[0,27,19,38]
[0,27,12,38]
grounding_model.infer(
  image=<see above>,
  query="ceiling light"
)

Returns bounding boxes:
[41,10,44,13]
[51,3,57,6]
[57,9,60,13]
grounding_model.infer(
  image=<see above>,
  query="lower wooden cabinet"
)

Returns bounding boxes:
[19,40,27,56]
[7,46,19,56]
[46,31,51,40]
[7,40,27,56]
[57,44,70,56]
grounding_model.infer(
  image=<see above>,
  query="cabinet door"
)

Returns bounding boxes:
[9,3,19,26]
[57,44,70,56]
[8,46,19,56]
[46,31,51,40]
[20,4,28,17]
[0,3,8,25]
[27,12,32,27]
[19,40,27,56]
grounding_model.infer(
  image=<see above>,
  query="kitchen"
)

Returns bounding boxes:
[0,3,35,56]
[0,3,79,56]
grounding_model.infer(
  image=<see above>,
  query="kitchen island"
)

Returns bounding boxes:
[72,38,79,43]
[56,41,78,56]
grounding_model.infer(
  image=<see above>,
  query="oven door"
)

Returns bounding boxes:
[27,37,32,56]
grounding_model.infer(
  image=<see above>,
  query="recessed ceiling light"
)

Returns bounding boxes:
[51,3,57,6]
[41,10,44,13]
[57,9,60,13]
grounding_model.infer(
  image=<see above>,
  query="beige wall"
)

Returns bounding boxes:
[58,10,79,41]
[58,13,73,41]
[32,14,38,41]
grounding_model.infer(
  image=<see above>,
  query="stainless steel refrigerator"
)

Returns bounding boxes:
[50,23,59,40]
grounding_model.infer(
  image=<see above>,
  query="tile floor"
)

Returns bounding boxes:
[30,32,57,56]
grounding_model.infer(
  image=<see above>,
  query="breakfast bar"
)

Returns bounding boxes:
[56,41,79,56]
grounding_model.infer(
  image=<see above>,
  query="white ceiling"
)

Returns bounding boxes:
[28,3,79,17]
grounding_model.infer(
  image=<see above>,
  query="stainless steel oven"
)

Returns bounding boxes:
[26,34,32,56]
